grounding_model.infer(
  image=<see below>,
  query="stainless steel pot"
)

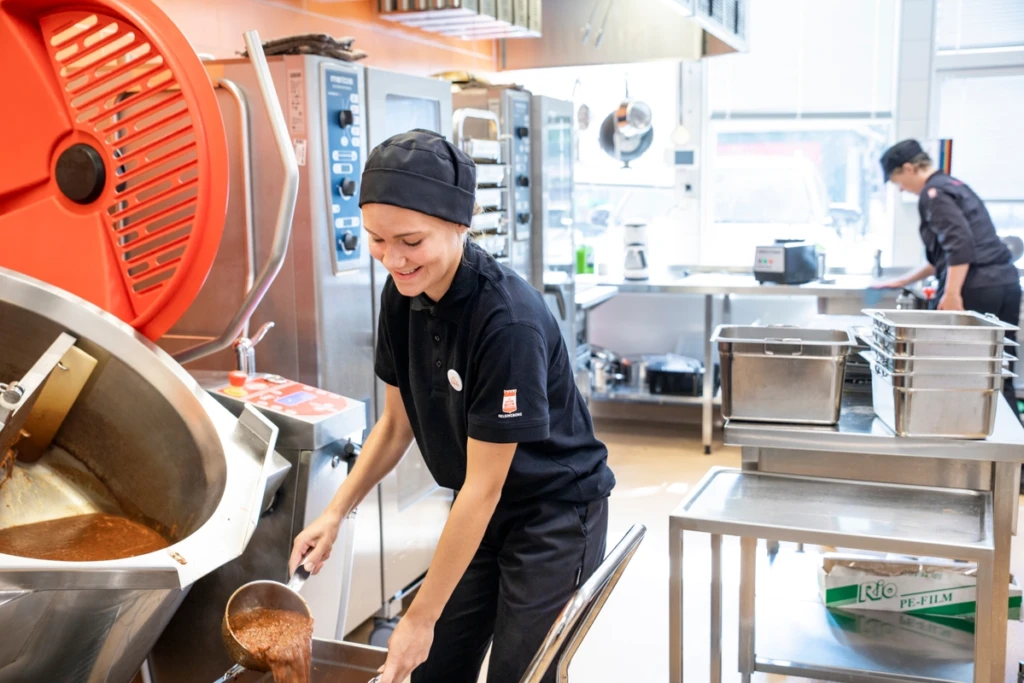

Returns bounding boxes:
[619,355,648,392]
[0,267,281,683]
[591,357,623,394]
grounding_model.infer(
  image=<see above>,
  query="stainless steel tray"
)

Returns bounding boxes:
[713,325,851,425]
[863,338,1015,375]
[463,138,501,162]
[874,330,1017,359]
[869,368,1001,439]
[863,351,1013,390]
[864,308,1018,345]
[475,187,504,210]
[475,163,507,187]
[227,639,387,682]
[712,325,854,358]
[471,210,503,231]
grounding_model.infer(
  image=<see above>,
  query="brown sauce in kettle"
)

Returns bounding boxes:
[230,607,314,683]
[0,512,169,561]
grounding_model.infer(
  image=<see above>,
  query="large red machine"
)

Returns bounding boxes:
[0,0,229,340]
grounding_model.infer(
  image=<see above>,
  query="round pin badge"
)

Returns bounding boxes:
[447,369,463,392]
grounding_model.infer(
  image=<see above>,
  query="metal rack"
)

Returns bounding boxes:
[668,389,1024,683]
[670,466,996,683]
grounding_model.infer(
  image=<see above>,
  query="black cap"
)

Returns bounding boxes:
[880,139,925,180]
[359,129,477,227]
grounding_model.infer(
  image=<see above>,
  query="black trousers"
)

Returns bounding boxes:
[959,283,1022,418]
[411,496,609,683]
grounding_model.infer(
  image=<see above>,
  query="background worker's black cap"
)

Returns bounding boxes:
[359,129,477,227]
[880,139,926,180]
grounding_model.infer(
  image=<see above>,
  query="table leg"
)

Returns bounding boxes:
[710,533,722,683]
[990,461,1016,682]
[702,294,713,455]
[973,553,994,683]
[670,520,683,683]
[738,536,756,677]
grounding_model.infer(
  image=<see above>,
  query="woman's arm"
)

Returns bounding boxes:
[289,383,414,574]
[939,263,970,310]
[327,383,415,519]
[377,437,516,683]
[873,262,935,289]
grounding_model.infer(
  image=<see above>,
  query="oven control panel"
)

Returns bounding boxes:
[321,64,367,273]
[508,91,532,242]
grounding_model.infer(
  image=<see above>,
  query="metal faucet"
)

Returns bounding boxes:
[232,322,274,377]
[872,249,883,278]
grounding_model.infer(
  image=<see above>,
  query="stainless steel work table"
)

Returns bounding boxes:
[590,272,882,453]
[669,390,1024,682]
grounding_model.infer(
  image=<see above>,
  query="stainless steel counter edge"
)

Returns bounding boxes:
[575,284,619,310]
[592,273,882,298]
[724,392,1024,462]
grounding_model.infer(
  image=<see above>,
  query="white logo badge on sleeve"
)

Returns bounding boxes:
[447,369,463,392]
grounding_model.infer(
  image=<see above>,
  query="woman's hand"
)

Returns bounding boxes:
[376,612,435,683]
[870,278,906,290]
[938,291,965,311]
[288,511,341,576]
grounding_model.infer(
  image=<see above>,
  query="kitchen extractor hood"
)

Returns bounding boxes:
[378,0,542,39]
[498,0,748,69]
[378,0,747,61]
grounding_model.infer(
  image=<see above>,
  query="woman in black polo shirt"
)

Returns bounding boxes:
[289,129,616,683]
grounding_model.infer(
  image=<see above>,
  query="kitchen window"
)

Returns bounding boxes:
[935,68,1024,261]
[701,117,893,272]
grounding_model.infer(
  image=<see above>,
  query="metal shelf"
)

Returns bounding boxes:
[590,386,721,406]
[754,552,974,683]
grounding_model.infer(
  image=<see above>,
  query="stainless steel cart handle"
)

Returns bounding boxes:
[174,29,299,365]
[518,524,646,683]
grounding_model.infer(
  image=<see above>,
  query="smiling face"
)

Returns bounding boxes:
[362,203,467,301]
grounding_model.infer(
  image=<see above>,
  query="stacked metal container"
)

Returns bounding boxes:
[712,325,856,425]
[861,309,1019,438]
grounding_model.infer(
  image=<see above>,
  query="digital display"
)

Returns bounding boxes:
[275,391,316,407]
[674,150,695,165]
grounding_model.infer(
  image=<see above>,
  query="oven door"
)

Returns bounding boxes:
[363,67,455,611]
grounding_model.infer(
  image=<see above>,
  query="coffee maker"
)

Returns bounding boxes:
[623,220,650,281]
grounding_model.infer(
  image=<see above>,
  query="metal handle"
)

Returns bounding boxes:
[453,108,500,149]
[763,338,803,356]
[212,664,246,683]
[174,30,299,365]
[518,524,646,683]
[215,78,256,338]
[287,563,310,593]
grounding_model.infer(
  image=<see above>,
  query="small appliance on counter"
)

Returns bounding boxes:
[623,220,650,281]
[753,240,818,285]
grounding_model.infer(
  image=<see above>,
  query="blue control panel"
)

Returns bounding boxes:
[510,94,532,242]
[322,66,365,271]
